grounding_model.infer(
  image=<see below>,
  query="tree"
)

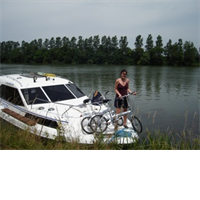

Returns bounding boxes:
[151,35,165,65]
[0,34,198,66]
[198,47,200,64]
[93,35,100,52]
[69,37,78,63]
[177,39,183,65]
[118,36,130,64]
[140,52,150,65]
[49,37,56,49]
[43,38,49,49]
[145,34,154,52]
[10,42,22,63]
[55,37,62,48]
[134,35,144,65]
[143,34,154,65]
[84,36,94,64]
[183,41,199,66]
[37,38,43,50]
[93,35,101,64]
[62,37,69,47]
[164,39,173,65]
[165,39,184,66]
[110,36,119,64]
[77,36,86,64]
[135,35,143,49]
[156,35,163,47]
[99,36,108,64]
[33,49,44,63]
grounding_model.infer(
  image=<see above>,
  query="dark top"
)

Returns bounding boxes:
[116,82,128,97]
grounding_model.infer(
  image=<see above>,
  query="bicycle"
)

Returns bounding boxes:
[80,98,99,134]
[90,93,143,134]
[81,91,110,134]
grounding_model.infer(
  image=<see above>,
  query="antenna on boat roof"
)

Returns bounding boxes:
[33,76,37,83]
[46,76,50,81]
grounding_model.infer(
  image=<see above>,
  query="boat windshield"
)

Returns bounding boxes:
[42,85,74,102]
[42,84,85,102]
[21,84,85,104]
[65,83,85,98]
[21,87,49,105]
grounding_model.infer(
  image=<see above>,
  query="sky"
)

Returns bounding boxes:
[0,0,199,48]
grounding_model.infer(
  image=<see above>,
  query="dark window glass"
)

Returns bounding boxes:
[0,85,3,98]
[25,113,58,128]
[42,85,75,102]
[21,87,49,105]
[66,84,85,98]
[0,85,24,106]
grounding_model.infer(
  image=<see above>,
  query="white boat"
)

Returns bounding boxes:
[0,72,139,144]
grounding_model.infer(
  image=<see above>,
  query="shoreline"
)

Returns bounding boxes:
[1,119,199,150]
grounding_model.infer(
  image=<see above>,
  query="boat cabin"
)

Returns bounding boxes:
[0,73,86,108]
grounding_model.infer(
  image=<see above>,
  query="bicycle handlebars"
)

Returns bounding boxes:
[117,92,136,100]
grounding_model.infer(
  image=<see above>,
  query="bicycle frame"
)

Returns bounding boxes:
[112,93,134,121]
[96,93,133,126]
[86,92,143,134]
[114,110,131,119]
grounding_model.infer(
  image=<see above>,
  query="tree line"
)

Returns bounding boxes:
[0,34,199,66]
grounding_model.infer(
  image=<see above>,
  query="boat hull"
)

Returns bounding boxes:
[0,101,139,145]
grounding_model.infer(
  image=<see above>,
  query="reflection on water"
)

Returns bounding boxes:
[0,64,199,134]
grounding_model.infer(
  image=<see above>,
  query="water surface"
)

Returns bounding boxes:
[0,64,199,135]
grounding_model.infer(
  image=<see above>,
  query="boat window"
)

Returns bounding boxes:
[25,113,58,128]
[21,87,49,105]
[42,85,75,102]
[0,85,24,106]
[0,85,2,98]
[66,83,85,98]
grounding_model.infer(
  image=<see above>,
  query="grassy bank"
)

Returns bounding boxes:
[0,120,122,150]
[0,120,199,150]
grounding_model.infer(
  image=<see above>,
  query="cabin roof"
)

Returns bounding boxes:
[0,73,72,89]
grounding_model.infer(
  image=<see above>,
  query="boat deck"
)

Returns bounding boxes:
[2,108,36,126]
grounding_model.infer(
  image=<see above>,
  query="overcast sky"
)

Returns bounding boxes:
[0,0,199,48]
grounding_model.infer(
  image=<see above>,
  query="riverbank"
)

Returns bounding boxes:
[1,120,199,150]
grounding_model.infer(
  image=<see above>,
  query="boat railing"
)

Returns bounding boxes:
[31,97,87,108]
[0,98,68,123]
[31,97,51,108]
[30,97,102,118]
[1,95,109,123]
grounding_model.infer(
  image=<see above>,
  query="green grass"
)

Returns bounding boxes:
[133,129,200,150]
[0,119,199,150]
[0,120,123,150]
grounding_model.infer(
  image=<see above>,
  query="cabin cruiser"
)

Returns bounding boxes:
[0,72,139,144]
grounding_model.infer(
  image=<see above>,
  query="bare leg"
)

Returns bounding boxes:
[115,108,121,131]
[116,108,121,114]
[123,108,128,127]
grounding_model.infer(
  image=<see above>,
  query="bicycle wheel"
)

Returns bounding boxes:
[81,116,94,134]
[131,116,143,133]
[90,115,108,133]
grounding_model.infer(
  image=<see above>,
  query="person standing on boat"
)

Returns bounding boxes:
[114,69,137,129]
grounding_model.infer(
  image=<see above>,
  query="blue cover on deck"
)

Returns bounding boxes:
[114,128,132,137]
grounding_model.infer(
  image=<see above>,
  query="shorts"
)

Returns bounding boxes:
[114,97,128,108]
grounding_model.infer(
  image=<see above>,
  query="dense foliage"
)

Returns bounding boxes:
[0,34,199,66]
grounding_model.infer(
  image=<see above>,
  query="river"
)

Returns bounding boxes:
[0,64,199,135]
